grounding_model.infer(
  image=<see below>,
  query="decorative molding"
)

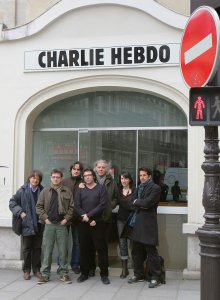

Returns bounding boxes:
[0,0,188,41]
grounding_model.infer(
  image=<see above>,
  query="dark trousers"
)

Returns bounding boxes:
[78,221,109,277]
[70,224,80,269]
[132,240,161,280]
[22,232,43,273]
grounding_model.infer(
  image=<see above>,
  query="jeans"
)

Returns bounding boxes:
[41,224,69,278]
[117,220,129,259]
[70,223,80,269]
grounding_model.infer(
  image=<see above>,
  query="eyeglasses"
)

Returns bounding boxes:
[51,176,61,179]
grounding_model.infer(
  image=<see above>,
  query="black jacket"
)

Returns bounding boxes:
[132,180,161,246]
[9,183,44,236]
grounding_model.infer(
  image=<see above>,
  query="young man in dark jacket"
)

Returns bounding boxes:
[62,161,83,274]
[128,167,162,288]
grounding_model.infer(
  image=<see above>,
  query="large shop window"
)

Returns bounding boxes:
[33,91,187,207]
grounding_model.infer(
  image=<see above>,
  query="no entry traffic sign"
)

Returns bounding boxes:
[180,6,220,88]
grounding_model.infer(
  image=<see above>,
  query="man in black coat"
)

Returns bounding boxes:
[128,167,162,288]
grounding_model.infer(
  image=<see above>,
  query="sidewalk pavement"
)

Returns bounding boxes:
[0,267,200,300]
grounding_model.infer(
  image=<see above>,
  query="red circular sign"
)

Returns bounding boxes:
[180,6,220,88]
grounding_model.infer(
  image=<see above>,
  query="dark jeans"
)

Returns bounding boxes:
[132,240,161,280]
[78,221,109,277]
[22,232,43,273]
[117,220,129,259]
[70,223,80,269]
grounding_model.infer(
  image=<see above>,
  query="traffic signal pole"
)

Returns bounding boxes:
[187,2,220,299]
[196,125,220,300]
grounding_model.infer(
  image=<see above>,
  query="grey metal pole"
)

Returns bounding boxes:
[196,126,220,300]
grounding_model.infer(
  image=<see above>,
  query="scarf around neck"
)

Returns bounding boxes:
[138,178,154,198]
[96,174,106,185]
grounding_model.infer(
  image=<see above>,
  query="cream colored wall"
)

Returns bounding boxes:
[0,0,189,28]
[0,0,60,27]
[156,0,190,16]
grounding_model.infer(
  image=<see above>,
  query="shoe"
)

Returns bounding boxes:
[101,276,110,284]
[72,267,80,274]
[77,274,88,283]
[23,272,31,280]
[128,276,144,284]
[37,276,49,284]
[60,275,72,284]
[148,279,161,288]
[34,271,42,279]
[89,269,95,277]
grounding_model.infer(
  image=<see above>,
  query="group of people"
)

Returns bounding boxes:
[9,159,162,288]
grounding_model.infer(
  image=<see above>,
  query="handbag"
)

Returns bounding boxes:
[120,211,137,239]
[128,211,137,228]
[12,215,22,236]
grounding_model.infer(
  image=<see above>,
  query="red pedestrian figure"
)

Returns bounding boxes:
[194,96,205,120]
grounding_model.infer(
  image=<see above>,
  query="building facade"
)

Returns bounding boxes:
[0,0,202,278]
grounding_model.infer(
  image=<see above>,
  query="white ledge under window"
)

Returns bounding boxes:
[158,206,188,214]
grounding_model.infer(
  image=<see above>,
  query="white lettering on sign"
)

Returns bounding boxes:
[24,44,179,72]
[184,33,212,64]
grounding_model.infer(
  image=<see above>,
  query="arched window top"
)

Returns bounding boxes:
[34,91,187,129]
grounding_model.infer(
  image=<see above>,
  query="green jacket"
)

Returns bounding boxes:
[36,185,74,224]
[102,174,118,222]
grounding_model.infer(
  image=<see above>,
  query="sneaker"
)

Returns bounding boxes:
[101,276,110,284]
[60,275,72,284]
[37,276,49,284]
[23,272,30,280]
[148,279,161,288]
[128,276,144,284]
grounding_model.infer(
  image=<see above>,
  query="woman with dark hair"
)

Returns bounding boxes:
[117,171,135,278]
[9,170,44,280]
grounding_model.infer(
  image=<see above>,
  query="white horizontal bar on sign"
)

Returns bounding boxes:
[184,33,212,65]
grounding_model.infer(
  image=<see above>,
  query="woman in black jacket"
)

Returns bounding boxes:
[117,171,135,278]
[9,170,44,280]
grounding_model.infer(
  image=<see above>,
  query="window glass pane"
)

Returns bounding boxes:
[138,130,188,203]
[79,130,136,181]
[33,131,78,186]
[34,91,187,129]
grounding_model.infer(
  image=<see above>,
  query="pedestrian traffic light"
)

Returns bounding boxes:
[189,87,220,125]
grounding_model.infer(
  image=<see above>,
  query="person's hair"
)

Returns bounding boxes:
[118,171,134,189]
[27,170,43,183]
[94,159,110,173]
[83,168,97,183]
[69,161,84,172]
[138,167,152,176]
[50,168,63,177]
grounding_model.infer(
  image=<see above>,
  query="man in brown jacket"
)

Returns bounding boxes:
[36,168,74,284]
